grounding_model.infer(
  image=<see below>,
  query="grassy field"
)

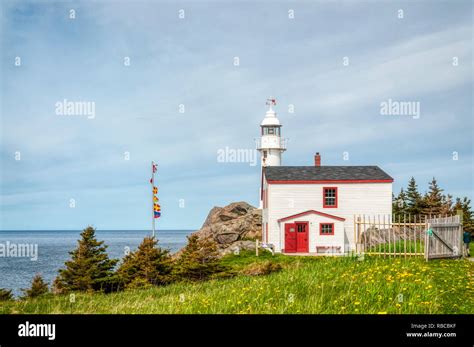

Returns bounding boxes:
[1,251,472,314]
[368,240,424,254]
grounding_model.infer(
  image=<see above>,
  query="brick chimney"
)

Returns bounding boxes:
[314,152,321,166]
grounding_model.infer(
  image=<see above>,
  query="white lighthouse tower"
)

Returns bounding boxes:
[256,97,287,168]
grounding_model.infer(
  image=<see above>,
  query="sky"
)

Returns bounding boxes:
[0,0,472,230]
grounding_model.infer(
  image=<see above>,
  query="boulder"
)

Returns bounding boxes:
[219,240,257,256]
[201,202,256,228]
[179,201,262,256]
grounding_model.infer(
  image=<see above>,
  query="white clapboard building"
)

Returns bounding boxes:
[256,99,393,254]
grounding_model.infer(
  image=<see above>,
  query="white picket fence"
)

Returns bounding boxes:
[354,214,463,260]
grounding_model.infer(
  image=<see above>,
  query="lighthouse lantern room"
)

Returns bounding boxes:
[256,98,287,167]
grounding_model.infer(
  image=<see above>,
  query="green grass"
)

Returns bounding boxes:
[1,251,472,314]
[367,240,424,254]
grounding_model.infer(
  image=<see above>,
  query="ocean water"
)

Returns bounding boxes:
[0,230,193,297]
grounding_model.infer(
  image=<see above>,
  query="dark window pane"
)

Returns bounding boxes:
[321,224,333,234]
[324,188,337,206]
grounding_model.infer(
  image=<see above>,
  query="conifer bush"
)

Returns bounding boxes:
[117,236,173,289]
[54,226,118,293]
[22,274,49,298]
[0,288,14,301]
[173,234,231,281]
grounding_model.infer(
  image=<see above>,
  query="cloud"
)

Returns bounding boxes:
[1,1,472,229]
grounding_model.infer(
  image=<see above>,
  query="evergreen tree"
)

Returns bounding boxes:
[117,236,173,289]
[173,235,229,281]
[51,277,65,295]
[453,197,474,234]
[422,177,444,216]
[0,288,13,301]
[54,226,118,293]
[440,194,454,216]
[22,274,49,299]
[406,177,423,218]
[393,188,408,216]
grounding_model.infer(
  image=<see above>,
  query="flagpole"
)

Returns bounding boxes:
[151,161,155,238]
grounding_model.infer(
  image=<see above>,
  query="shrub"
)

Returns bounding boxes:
[117,236,173,289]
[126,277,154,290]
[242,261,282,276]
[0,288,13,301]
[54,226,118,293]
[173,235,230,281]
[22,274,49,298]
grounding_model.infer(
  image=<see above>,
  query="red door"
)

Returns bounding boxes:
[296,222,309,253]
[284,223,296,252]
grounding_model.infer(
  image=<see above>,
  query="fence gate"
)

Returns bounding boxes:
[425,215,463,260]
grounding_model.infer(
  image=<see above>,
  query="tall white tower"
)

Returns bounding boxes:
[256,98,287,168]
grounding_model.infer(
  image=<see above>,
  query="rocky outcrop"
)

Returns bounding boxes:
[186,201,262,255]
[219,240,257,256]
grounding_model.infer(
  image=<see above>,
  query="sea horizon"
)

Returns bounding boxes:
[0,229,194,296]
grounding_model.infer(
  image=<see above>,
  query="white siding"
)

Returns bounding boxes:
[262,176,269,243]
[266,182,392,252]
[279,214,345,253]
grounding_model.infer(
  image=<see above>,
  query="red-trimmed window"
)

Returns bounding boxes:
[320,223,334,235]
[323,187,338,208]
